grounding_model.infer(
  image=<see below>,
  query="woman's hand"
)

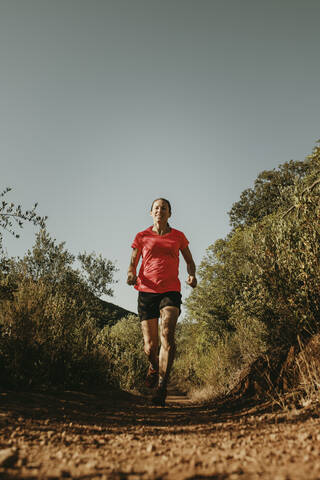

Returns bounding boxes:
[186,275,197,288]
[127,272,137,286]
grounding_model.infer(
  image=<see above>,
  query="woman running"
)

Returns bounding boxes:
[127,198,197,406]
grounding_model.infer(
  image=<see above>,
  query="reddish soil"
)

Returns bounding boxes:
[0,388,320,479]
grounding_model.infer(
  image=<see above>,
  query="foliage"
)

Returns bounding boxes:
[9,229,117,293]
[0,229,121,389]
[0,187,47,253]
[294,334,320,407]
[100,315,147,391]
[179,143,320,399]
[228,145,320,228]
[0,277,114,389]
[78,252,115,297]
[174,315,268,398]
[2,229,119,326]
[0,190,139,392]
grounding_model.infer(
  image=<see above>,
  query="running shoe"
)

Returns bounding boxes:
[151,386,167,407]
[145,366,159,389]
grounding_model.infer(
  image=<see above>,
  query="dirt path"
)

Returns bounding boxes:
[1,388,320,480]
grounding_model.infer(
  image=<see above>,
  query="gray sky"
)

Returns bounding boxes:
[1,0,320,313]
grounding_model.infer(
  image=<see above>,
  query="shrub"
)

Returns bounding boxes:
[179,145,320,400]
[0,278,113,389]
[0,229,118,390]
[100,315,147,391]
[173,315,268,401]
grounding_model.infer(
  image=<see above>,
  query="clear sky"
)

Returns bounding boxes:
[1,0,320,314]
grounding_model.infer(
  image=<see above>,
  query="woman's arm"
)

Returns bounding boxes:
[127,248,141,285]
[181,246,197,288]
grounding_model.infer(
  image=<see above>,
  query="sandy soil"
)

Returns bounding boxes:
[0,388,320,480]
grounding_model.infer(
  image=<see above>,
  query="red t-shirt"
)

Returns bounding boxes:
[131,226,189,293]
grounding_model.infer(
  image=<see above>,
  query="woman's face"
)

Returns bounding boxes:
[150,199,171,223]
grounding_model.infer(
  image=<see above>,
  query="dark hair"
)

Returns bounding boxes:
[150,198,172,214]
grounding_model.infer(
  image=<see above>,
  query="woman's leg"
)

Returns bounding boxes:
[140,318,159,371]
[158,306,179,387]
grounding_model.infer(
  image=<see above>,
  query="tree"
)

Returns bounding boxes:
[228,151,320,229]
[12,228,117,296]
[78,252,115,298]
[18,228,74,281]
[7,228,119,326]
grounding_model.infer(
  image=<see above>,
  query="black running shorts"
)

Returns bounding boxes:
[137,291,182,321]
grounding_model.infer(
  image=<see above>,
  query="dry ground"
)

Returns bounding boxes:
[0,388,320,480]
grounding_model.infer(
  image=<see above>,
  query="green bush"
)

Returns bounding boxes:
[178,144,320,399]
[173,315,267,399]
[0,229,118,390]
[100,315,147,391]
[0,278,113,389]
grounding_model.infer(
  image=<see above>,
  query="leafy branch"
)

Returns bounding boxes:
[0,187,47,255]
[0,187,47,239]
[282,177,320,218]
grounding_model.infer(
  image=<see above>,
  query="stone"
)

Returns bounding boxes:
[146,444,156,453]
[0,448,19,468]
